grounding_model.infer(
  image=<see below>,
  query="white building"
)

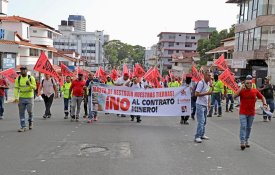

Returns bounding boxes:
[54,20,109,71]
[0,0,8,15]
[145,45,157,69]
[0,15,61,70]
[68,15,86,32]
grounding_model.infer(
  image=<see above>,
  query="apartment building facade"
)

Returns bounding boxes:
[227,0,275,84]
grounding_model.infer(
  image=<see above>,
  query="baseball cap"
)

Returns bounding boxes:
[20,66,27,70]
[246,75,253,80]
[124,73,129,76]
[186,74,192,78]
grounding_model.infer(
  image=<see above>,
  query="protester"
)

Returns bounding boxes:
[105,75,114,85]
[61,76,72,119]
[208,74,224,117]
[225,86,234,112]
[115,73,130,117]
[258,76,274,121]
[38,74,58,119]
[14,66,36,132]
[168,76,180,87]
[0,75,9,119]
[234,75,267,150]
[83,73,93,119]
[69,73,86,122]
[180,74,192,125]
[194,70,212,143]
[129,76,142,123]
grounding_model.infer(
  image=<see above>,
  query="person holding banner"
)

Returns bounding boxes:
[115,73,130,117]
[194,70,212,143]
[208,74,224,117]
[180,74,193,125]
[69,73,86,122]
[0,75,9,119]
[61,76,72,119]
[129,76,142,123]
[234,76,267,150]
[83,73,93,119]
[14,66,37,132]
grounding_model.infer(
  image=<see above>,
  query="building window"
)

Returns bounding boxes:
[168,59,172,62]
[260,26,275,50]
[268,0,275,14]
[252,0,259,18]
[248,0,253,20]
[248,28,255,50]
[258,0,268,16]
[27,27,29,38]
[168,42,174,47]
[47,31,53,39]
[88,43,95,47]
[235,33,240,51]
[48,51,53,58]
[254,27,261,49]
[168,50,174,54]
[244,0,249,21]
[33,30,37,33]
[191,36,196,39]
[186,36,190,39]
[238,32,244,51]
[185,44,192,47]
[175,62,178,66]
[243,30,249,51]
[176,42,179,45]
[239,3,245,23]
[176,50,179,53]
[168,35,175,39]
[30,48,39,56]
[71,43,76,46]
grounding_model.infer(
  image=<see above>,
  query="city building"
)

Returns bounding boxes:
[0,0,8,16]
[68,15,86,32]
[145,45,157,69]
[227,0,275,84]
[54,19,109,71]
[0,15,61,71]
[157,20,216,74]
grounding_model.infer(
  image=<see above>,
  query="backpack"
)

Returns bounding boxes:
[18,75,32,85]
[41,78,55,87]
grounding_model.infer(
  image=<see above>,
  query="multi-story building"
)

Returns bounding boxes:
[0,14,61,70]
[157,20,216,74]
[0,0,8,15]
[227,0,275,84]
[144,45,157,69]
[54,20,109,71]
[68,15,86,32]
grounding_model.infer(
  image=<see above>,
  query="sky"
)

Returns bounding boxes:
[9,0,239,48]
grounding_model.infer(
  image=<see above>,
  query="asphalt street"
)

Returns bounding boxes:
[0,99,275,175]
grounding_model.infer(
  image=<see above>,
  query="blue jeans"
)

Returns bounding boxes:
[18,98,33,128]
[191,97,196,117]
[88,96,97,119]
[263,98,274,119]
[195,104,208,139]
[64,98,71,115]
[226,94,234,111]
[239,115,254,144]
[209,92,222,116]
[0,96,4,116]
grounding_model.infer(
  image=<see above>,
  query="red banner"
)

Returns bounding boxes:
[134,63,145,77]
[214,54,229,71]
[0,68,18,83]
[192,65,203,82]
[144,68,161,88]
[34,52,63,86]
[61,63,74,77]
[219,69,239,92]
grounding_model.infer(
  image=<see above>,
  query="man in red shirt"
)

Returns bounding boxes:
[0,76,9,119]
[234,75,267,150]
[69,73,86,122]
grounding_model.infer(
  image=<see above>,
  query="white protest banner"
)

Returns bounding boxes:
[91,84,191,116]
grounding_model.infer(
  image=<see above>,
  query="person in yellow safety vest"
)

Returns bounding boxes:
[225,86,234,112]
[105,76,114,86]
[208,74,224,117]
[61,76,72,119]
[168,76,180,87]
[14,66,37,132]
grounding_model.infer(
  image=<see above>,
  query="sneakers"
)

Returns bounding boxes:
[183,121,189,125]
[194,138,202,143]
[180,120,184,124]
[83,115,87,119]
[29,123,33,130]
[225,110,229,112]
[207,115,212,117]
[18,127,27,132]
[47,115,51,118]
[43,115,47,119]
[87,119,93,124]
[191,115,195,120]
[245,143,250,148]
[240,144,246,150]
[201,135,209,140]
[94,117,98,121]
[217,115,222,117]
[0,116,3,120]
[64,115,68,119]
[214,112,217,115]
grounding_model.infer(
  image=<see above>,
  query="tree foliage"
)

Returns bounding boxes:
[103,40,145,67]
[197,25,235,65]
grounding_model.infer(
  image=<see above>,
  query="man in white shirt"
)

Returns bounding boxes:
[115,73,130,86]
[129,76,142,122]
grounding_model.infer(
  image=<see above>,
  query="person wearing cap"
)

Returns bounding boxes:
[246,75,257,89]
[115,73,130,86]
[14,66,36,132]
[69,73,86,122]
[258,76,274,121]
[234,75,267,150]
[105,76,114,86]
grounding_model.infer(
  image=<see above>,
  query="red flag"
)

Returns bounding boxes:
[0,68,18,83]
[134,63,145,77]
[144,68,161,88]
[77,67,88,79]
[219,69,239,92]
[169,70,174,78]
[123,64,129,75]
[192,65,203,82]
[34,52,63,86]
[214,54,229,71]
[111,69,119,81]
[61,63,74,77]
[144,67,153,78]
[98,66,107,82]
